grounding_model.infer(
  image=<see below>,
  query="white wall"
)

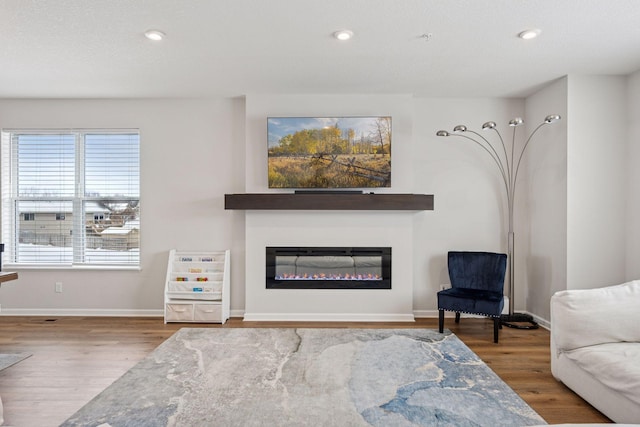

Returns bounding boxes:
[523,77,568,320]
[242,94,418,320]
[3,80,632,321]
[627,70,640,280]
[412,97,526,314]
[566,76,628,290]
[512,74,637,322]
[239,94,534,318]
[0,95,530,317]
[0,98,246,315]
[244,94,414,193]
[244,211,416,321]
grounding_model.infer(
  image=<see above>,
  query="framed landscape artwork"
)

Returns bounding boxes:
[267,116,391,189]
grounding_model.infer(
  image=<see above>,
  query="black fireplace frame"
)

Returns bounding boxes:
[266,246,391,289]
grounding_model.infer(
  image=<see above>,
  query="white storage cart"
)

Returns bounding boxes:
[164,249,230,323]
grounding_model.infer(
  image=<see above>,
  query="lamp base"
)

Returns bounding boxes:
[500,313,539,329]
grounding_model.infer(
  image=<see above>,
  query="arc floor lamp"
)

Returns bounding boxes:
[437,114,561,329]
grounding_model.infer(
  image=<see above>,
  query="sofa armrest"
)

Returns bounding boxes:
[551,280,640,352]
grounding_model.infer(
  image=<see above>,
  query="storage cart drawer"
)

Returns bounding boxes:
[194,304,222,322]
[165,303,194,321]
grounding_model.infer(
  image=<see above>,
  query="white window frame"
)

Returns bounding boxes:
[1,129,140,269]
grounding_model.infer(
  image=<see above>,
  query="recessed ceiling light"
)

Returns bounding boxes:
[333,30,353,41]
[518,29,541,40]
[144,30,165,41]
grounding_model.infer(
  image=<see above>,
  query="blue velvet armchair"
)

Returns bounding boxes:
[438,251,507,343]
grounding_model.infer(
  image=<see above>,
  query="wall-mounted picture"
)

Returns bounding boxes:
[267,116,391,188]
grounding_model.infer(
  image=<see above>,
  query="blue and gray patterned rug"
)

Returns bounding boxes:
[62,328,546,426]
[0,353,31,372]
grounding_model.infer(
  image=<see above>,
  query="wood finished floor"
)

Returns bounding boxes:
[0,316,611,426]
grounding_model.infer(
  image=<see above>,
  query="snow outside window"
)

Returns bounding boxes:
[1,130,140,267]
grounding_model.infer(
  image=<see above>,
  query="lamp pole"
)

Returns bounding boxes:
[436,114,561,328]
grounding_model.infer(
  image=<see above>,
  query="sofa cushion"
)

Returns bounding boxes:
[551,280,640,351]
[564,342,640,406]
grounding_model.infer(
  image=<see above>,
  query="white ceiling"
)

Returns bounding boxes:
[1,0,639,99]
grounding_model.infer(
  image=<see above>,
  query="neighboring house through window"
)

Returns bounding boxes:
[1,130,140,267]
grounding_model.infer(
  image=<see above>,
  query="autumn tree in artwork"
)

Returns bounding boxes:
[268,118,392,188]
[373,117,391,155]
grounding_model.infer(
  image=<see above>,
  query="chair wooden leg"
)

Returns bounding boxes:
[493,317,499,343]
[455,312,461,323]
[438,309,444,333]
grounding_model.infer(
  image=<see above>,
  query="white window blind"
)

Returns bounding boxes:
[1,130,140,267]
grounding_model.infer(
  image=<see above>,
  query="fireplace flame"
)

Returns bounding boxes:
[276,273,381,281]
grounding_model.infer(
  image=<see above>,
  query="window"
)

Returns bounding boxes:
[1,130,140,267]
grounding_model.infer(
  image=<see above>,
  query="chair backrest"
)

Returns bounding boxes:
[447,251,507,292]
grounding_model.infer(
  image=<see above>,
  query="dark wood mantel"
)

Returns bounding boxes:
[224,193,433,211]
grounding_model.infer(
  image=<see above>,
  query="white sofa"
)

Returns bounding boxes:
[550,280,640,424]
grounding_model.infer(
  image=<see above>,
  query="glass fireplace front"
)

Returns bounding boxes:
[266,246,391,289]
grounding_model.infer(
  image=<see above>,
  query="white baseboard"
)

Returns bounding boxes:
[413,309,551,330]
[0,308,164,317]
[413,310,484,318]
[413,310,440,318]
[243,313,415,322]
[0,308,248,319]
[415,297,510,318]
[0,307,550,329]
[528,313,550,330]
[230,309,245,318]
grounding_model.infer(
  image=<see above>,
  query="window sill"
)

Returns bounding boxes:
[3,264,141,272]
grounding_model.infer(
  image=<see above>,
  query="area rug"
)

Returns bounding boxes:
[0,353,31,372]
[62,328,546,426]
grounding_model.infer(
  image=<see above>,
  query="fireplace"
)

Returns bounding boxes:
[266,246,391,289]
